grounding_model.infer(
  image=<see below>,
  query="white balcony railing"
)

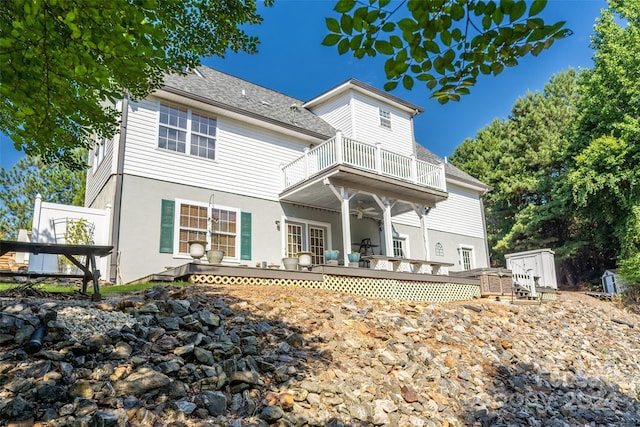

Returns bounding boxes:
[507,260,537,298]
[282,132,447,192]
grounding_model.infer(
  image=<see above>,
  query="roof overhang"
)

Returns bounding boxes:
[279,164,448,216]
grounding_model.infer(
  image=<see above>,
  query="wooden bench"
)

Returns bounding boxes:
[0,240,113,300]
[362,255,454,275]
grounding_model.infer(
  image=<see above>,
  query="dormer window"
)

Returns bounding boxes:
[379,108,391,129]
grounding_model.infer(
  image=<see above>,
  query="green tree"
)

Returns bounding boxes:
[1,0,272,169]
[450,70,587,284]
[569,0,640,285]
[323,0,572,103]
[0,155,86,239]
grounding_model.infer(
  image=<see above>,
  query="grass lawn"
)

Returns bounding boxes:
[0,281,190,295]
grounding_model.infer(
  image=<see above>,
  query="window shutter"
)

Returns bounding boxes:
[240,211,252,260]
[159,199,175,253]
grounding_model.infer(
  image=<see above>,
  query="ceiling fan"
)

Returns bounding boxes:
[353,200,378,219]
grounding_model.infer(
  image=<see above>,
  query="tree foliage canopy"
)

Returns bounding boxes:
[0,155,86,239]
[450,69,586,283]
[323,0,572,104]
[450,0,640,288]
[569,0,640,285]
[1,0,271,168]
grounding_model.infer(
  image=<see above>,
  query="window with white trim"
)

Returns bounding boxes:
[285,220,328,264]
[435,242,444,256]
[393,238,405,257]
[176,201,239,258]
[92,137,107,172]
[459,246,474,270]
[159,103,216,160]
[379,108,391,129]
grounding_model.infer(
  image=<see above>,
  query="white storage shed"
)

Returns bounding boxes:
[504,248,558,290]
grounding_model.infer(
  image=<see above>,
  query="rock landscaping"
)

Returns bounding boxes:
[1,284,639,426]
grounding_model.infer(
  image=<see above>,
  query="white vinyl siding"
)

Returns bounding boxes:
[351,92,413,156]
[422,183,485,238]
[307,92,352,137]
[379,108,392,129]
[122,98,309,201]
[85,126,117,207]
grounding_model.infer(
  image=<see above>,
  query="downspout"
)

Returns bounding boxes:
[479,194,491,268]
[110,94,129,283]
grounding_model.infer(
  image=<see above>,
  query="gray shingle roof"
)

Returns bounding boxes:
[161,66,336,139]
[414,144,490,191]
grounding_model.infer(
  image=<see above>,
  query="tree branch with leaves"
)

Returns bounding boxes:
[323,0,572,103]
[0,0,272,169]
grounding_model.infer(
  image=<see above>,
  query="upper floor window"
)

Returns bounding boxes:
[159,103,216,160]
[435,242,444,257]
[92,137,107,172]
[379,108,391,129]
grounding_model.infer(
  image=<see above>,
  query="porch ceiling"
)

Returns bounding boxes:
[279,165,448,216]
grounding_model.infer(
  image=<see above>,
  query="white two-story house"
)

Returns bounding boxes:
[86,66,490,284]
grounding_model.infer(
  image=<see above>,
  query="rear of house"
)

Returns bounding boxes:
[85,66,490,283]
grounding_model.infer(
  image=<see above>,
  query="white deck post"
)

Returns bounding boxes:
[373,195,394,256]
[375,142,382,174]
[439,162,447,192]
[303,147,310,179]
[335,131,343,164]
[410,154,418,184]
[340,190,352,266]
[324,180,353,265]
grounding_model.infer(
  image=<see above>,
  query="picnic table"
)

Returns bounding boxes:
[0,240,113,300]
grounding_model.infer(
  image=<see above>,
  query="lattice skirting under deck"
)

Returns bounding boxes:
[188,274,480,303]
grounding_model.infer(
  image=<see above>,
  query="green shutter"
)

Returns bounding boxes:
[159,199,175,253]
[240,211,252,260]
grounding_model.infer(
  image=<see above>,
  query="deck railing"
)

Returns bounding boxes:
[282,132,446,192]
[507,260,537,298]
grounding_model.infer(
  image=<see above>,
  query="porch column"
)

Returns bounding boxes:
[325,180,353,265]
[339,191,352,265]
[373,195,394,256]
[413,205,431,260]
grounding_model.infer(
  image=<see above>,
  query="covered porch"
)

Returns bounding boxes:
[280,132,448,265]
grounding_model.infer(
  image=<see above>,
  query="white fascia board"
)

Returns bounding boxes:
[446,176,491,195]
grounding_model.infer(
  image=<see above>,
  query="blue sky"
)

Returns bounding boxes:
[0,0,607,169]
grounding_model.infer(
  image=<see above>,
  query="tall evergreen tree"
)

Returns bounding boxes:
[569,0,640,284]
[451,69,587,285]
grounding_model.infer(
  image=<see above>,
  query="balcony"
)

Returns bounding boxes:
[282,133,446,193]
